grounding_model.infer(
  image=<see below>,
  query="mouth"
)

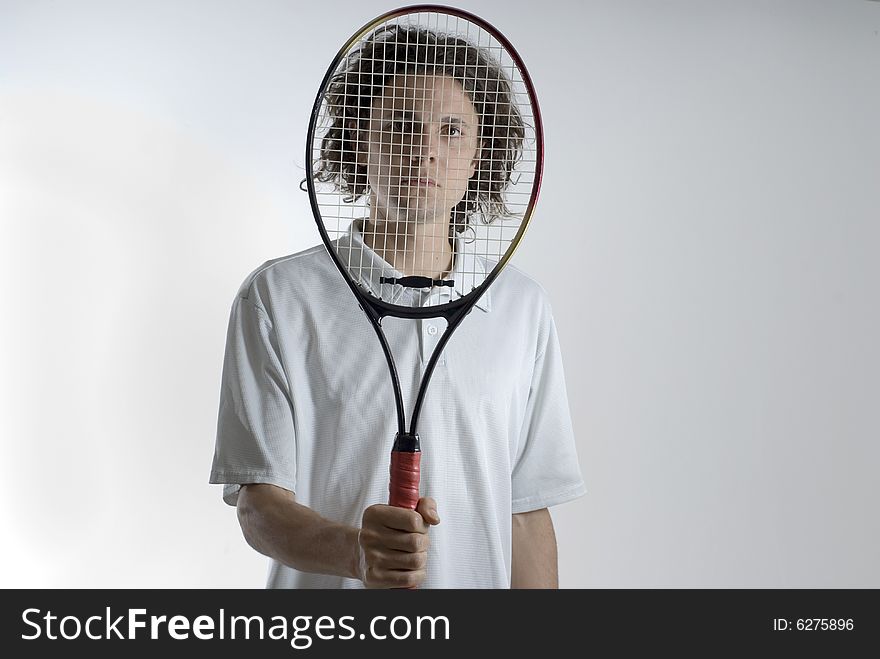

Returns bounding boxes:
[402,177,437,188]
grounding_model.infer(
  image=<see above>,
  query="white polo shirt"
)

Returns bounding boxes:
[210,223,586,588]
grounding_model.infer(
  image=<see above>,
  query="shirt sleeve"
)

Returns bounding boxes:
[510,305,586,514]
[209,294,298,507]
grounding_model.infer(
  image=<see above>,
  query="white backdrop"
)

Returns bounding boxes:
[1,0,877,588]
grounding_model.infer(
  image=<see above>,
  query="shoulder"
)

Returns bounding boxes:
[233,243,335,314]
[490,260,554,317]
[484,261,561,361]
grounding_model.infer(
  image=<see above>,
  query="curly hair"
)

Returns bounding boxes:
[305,23,526,234]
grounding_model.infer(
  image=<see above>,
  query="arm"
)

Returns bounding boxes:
[511,507,558,589]
[236,483,440,588]
[237,483,362,580]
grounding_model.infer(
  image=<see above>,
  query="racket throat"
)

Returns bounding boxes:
[391,431,421,453]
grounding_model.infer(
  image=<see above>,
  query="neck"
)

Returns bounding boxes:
[362,215,453,279]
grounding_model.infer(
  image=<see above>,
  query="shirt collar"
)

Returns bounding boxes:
[333,219,492,313]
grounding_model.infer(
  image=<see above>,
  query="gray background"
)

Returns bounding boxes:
[0,0,877,587]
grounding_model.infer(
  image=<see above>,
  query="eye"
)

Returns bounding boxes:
[384,120,403,134]
[445,125,462,137]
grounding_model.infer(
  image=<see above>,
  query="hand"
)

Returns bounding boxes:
[357,497,440,588]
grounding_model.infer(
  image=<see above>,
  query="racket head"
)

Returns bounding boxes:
[306,5,543,319]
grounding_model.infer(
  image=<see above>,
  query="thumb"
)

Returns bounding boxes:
[416,496,440,525]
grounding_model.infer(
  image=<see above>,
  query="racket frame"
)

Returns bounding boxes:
[305,2,544,503]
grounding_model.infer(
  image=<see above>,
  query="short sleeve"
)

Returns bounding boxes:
[209,294,298,507]
[511,309,586,514]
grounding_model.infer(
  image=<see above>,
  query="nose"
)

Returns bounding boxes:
[408,126,438,164]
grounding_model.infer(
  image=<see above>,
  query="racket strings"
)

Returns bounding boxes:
[312,11,537,308]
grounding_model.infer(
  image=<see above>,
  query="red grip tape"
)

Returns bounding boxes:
[389,451,421,509]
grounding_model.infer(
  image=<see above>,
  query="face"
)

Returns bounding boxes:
[357,73,480,229]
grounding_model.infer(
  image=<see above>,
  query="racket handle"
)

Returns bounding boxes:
[388,433,421,509]
[389,434,421,590]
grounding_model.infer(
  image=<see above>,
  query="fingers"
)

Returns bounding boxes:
[359,499,441,532]
[363,503,430,533]
[364,566,426,590]
[359,540,429,588]
[416,496,441,525]
[369,548,429,571]
[359,501,439,588]
[359,521,430,553]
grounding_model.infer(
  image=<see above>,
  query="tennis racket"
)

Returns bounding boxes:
[305,4,543,512]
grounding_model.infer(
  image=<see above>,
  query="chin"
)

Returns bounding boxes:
[382,201,446,223]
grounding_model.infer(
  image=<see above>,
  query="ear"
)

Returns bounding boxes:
[468,139,483,179]
[346,119,366,165]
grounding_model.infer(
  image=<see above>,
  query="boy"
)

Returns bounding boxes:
[210,24,585,588]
